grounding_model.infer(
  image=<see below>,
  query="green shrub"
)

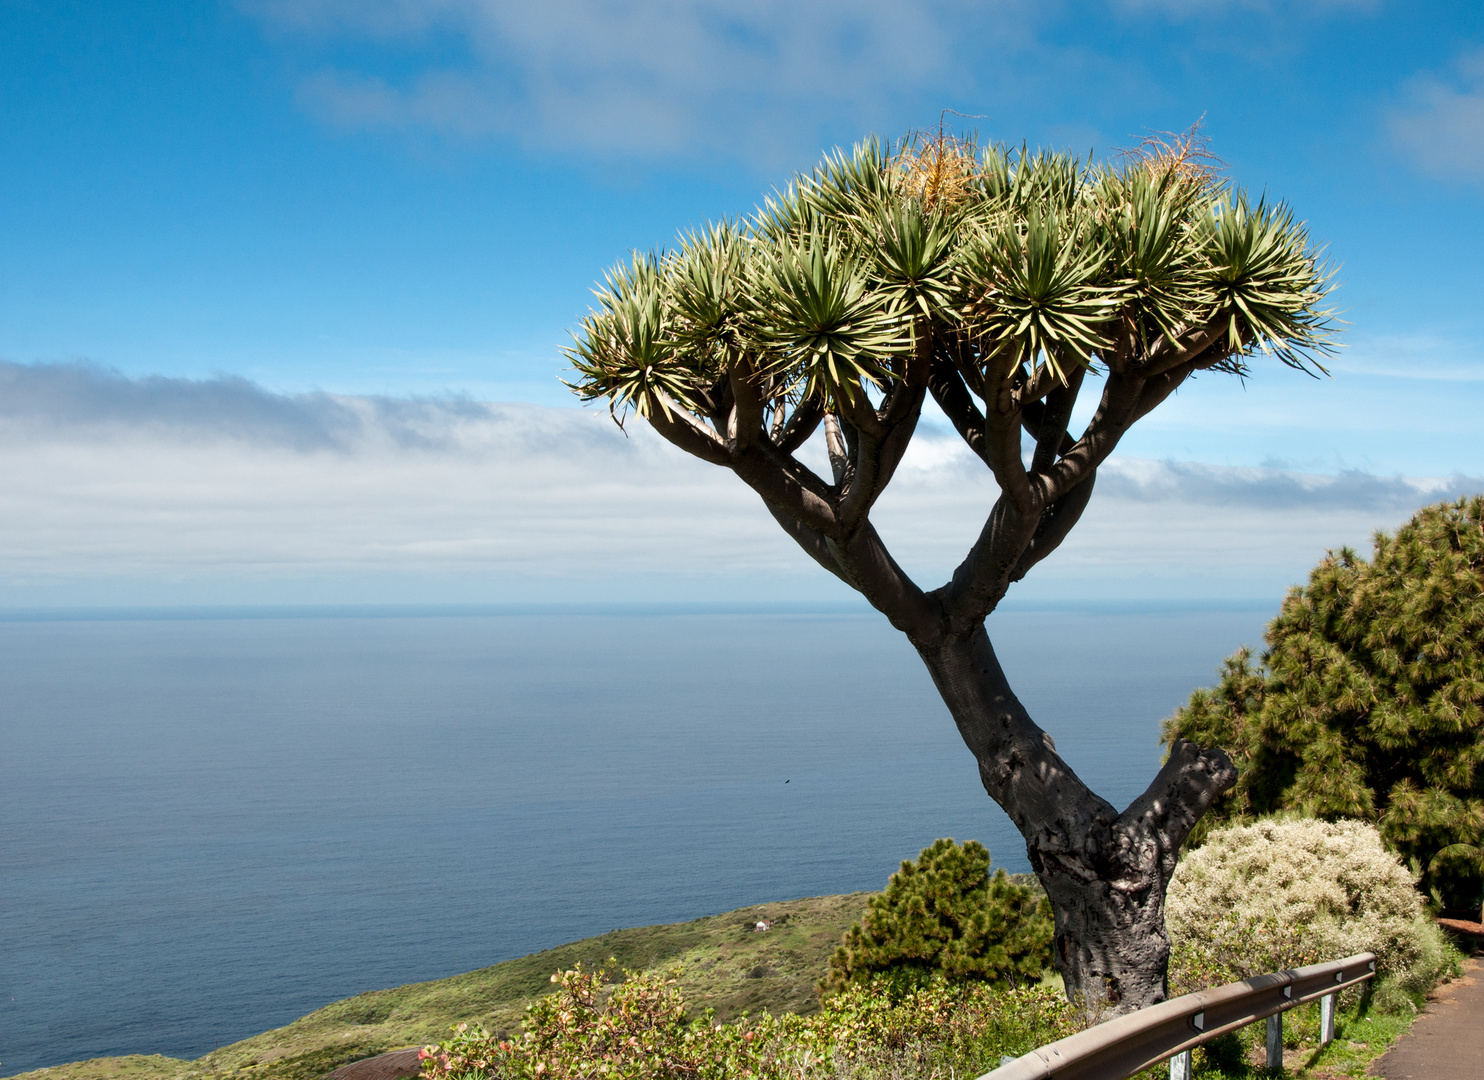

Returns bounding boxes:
[1161,496,1484,910]
[1166,817,1461,1000]
[418,962,1080,1080]
[824,839,1053,997]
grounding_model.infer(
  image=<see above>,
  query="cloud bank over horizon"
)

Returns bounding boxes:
[0,361,1473,610]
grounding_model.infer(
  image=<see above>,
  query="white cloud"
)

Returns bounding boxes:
[0,363,1472,607]
[247,0,1004,161]
[1389,48,1484,184]
[237,0,1390,165]
[1328,330,1484,382]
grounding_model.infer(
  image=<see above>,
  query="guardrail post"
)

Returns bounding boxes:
[1320,992,1336,1045]
[1168,1048,1192,1080]
[1266,1012,1282,1070]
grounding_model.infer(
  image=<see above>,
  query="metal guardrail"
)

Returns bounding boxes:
[978,952,1377,1080]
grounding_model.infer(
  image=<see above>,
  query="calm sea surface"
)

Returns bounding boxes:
[0,605,1269,1075]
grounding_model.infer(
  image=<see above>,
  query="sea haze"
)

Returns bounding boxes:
[0,605,1269,1074]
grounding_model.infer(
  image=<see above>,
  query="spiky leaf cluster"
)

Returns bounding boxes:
[825,839,1054,995]
[567,135,1333,420]
[1163,496,1484,909]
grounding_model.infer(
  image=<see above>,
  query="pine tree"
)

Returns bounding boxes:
[1163,496,1484,911]
[825,839,1054,994]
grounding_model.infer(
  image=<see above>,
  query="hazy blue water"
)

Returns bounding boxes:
[0,604,1270,1075]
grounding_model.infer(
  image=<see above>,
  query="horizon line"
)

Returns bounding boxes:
[0,597,1281,623]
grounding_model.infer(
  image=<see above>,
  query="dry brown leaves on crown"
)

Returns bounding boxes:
[1120,118,1225,188]
[896,126,979,209]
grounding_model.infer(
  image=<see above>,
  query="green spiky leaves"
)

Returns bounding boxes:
[1203,195,1335,372]
[753,229,902,406]
[960,203,1117,379]
[565,136,1336,427]
[566,254,709,423]
[1097,164,1214,351]
[669,222,749,363]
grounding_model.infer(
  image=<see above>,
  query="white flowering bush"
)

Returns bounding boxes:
[1166,817,1459,1000]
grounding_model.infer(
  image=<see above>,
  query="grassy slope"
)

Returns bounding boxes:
[19,890,1458,1080]
[13,894,871,1080]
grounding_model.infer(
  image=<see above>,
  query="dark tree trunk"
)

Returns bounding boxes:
[913,624,1235,1013]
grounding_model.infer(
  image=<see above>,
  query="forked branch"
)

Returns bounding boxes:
[1119,738,1238,865]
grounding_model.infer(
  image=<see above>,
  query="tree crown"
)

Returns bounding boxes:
[565,130,1337,636]
[570,132,1331,420]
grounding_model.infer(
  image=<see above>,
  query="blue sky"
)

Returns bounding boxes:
[1,1,1482,607]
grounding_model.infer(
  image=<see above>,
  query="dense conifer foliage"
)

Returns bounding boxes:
[825,840,1053,994]
[1163,496,1484,910]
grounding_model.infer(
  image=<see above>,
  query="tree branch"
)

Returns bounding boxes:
[774,395,825,455]
[984,360,1034,513]
[766,504,852,586]
[1009,472,1096,582]
[866,384,929,500]
[944,329,988,400]
[726,353,766,453]
[836,384,889,440]
[645,392,844,544]
[1130,347,1229,424]
[882,319,933,427]
[1142,317,1226,378]
[1019,355,1075,407]
[838,383,929,531]
[1038,370,1144,505]
[824,413,850,486]
[716,439,839,535]
[829,520,937,639]
[706,375,735,435]
[914,624,1115,854]
[1117,738,1238,875]
[1018,399,1076,457]
[937,495,1040,630]
[929,356,992,467]
[645,396,732,467]
[1030,365,1085,477]
[838,425,884,530]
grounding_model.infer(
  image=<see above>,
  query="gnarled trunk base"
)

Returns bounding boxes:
[914,624,1234,1013]
[1038,861,1172,1012]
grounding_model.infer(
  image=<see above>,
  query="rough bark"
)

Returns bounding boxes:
[912,624,1237,1012]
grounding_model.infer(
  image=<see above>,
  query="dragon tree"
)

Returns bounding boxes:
[566,131,1335,1011]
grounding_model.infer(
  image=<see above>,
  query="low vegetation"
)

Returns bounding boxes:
[825,839,1052,995]
[1166,817,1462,1006]
[419,965,1079,1080]
[414,955,1447,1080]
[415,824,1464,1080]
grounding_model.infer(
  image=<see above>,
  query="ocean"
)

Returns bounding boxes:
[0,604,1270,1075]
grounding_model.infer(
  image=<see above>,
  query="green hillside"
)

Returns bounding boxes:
[13,893,871,1080]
